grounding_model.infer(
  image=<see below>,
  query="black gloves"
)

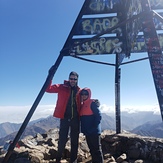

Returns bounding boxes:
[94,99,100,107]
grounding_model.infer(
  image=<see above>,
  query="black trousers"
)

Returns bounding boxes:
[56,117,79,163]
[86,134,104,163]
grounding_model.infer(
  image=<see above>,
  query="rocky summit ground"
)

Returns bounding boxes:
[0,129,163,163]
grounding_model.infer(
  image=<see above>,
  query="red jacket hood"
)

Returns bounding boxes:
[80,87,91,103]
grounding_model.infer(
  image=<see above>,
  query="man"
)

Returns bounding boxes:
[46,69,80,163]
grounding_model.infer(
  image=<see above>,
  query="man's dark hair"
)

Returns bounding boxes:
[69,71,79,78]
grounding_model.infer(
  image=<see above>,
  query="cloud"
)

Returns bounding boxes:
[100,104,114,113]
[0,105,55,123]
[99,104,160,115]
[0,104,161,123]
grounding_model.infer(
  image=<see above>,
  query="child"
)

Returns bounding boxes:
[79,88,103,163]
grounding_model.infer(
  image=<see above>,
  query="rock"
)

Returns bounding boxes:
[1,129,163,163]
[116,153,127,162]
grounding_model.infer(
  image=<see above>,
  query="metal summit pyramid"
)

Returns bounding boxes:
[3,1,163,162]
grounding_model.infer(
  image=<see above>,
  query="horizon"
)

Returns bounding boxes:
[1,0,162,124]
[0,104,161,124]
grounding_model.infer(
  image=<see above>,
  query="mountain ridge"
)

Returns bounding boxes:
[0,111,162,146]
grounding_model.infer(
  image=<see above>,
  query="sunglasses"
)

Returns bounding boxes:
[81,93,88,96]
[69,78,77,81]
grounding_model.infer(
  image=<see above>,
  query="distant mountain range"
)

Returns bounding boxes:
[0,116,60,146]
[131,121,163,138]
[0,111,162,146]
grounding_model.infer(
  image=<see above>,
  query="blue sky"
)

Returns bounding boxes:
[0,0,161,123]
